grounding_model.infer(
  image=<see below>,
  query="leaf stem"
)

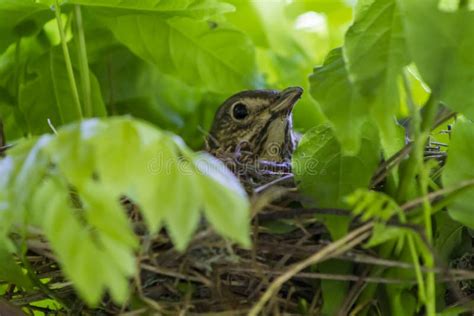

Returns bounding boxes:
[54,0,83,120]
[73,5,91,117]
[399,71,438,315]
[407,234,426,300]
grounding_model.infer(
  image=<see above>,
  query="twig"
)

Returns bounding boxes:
[371,142,413,187]
[9,287,74,306]
[402,178,474,212]
[248,222,373,316]
[254,174,294,193]
[230,267,417,284]
[249,234,311,299]
[257,207,350,221]
[141,264,212,286]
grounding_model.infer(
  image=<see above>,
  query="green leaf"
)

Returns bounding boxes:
[344,0,408,156]
[386,288,417,316]
[28,169,137,304]
[434,212,464,262]
[309,48,369,154]
[80,183,138,249]
[293,123,380,237]
[225,0,269,47]
[442,120,474,228]
[50,47,106,122]
[0,117,251,305]
[318,260,351,316]
[90,46,200,132]
[0,240,32,289]
[11,135,53,210]
[438,306,470,316]
[102,15,258,93]
[92,119,142,194]
[346,189,403,221]
[131,136,180,232]
[66,0,194,10]
[345,0,408,92]
[195,153,251,247]
[0,1,51,53]
[365,223,407,248]
[19,48,106,134]
[398,0,474,118]
[164,160,202,251]
[241,0,327,131]
[293,123,380,207]
[77,0,234,18]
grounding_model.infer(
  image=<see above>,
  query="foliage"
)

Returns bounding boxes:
[0,117,250,304]
[0,0,473,314]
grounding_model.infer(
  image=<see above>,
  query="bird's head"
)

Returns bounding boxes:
[206,87,303,162]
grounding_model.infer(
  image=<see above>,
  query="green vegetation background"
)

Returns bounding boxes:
[1,0,474,315]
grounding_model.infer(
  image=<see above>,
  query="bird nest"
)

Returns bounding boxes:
[4,148,473,315]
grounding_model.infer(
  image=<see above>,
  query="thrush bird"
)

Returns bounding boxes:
[206,87,303,164]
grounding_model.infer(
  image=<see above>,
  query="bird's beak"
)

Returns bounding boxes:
[271,87,303,114]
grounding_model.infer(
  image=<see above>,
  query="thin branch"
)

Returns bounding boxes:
[141,264,212,286]
[402,178,474,212]
[248,222,373,316]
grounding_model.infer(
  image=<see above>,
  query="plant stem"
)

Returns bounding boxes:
[407,232,427,301]
[414,101,438,316]
[74,5,92,117]
[54,0,83,120]
[399,71,438,315]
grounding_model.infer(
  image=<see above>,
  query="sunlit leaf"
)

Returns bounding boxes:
[195,153,251,247]
[0,117,250,305]
[164,160,202,251]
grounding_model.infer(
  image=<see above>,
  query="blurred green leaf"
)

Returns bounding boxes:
[365,223,408,248]
[130,136,180,232]
[399,0,474,118]
[0,240,32,289]
[346,189,403,221]
[0,117,250,305]
[66,0,194,10]
[32,176,133,304]
[164,159,202,251]
[196,153,251,247]
[0,1,52,53]
[225,0,269,47]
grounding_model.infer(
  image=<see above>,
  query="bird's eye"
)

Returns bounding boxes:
[232,103,248,120]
